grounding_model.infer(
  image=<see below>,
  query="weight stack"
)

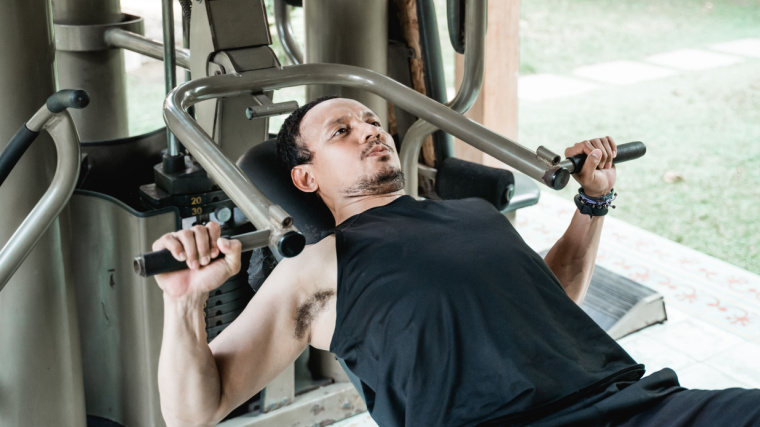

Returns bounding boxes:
[205,251,254,342]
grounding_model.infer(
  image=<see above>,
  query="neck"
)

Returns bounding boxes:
[328,191,406,224]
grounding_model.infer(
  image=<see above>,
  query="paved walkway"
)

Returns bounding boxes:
[518,38,760,101]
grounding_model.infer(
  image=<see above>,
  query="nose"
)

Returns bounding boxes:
[361,122,381,144]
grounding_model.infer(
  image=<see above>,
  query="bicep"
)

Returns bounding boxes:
[207,260,307,420]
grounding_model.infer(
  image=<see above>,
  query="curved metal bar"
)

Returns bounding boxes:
[164,63,560,241]
[105,28,191,70]
[274,0,304,65]
[0,110,81,291]
[400,0,486,197]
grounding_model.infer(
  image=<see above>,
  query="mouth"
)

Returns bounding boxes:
[367,146,390,157]
[362,141,393,160]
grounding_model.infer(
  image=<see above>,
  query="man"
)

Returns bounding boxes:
[154,97,760,426]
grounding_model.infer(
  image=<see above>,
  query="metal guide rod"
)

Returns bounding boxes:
[162,0,180,156]
[0,110,81,291]
[401,0,486,197]
[274,0,303,65]
[105,28,190,69]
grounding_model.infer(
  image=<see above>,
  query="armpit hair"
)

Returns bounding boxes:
[294,290,335,340]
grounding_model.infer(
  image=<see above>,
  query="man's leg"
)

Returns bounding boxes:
[619,386,760,427]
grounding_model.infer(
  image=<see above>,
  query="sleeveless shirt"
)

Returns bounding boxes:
[329,196,644,426]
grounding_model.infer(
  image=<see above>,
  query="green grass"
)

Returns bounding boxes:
[518,0,760,273]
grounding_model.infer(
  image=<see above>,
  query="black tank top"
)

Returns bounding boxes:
[329,196,644,426]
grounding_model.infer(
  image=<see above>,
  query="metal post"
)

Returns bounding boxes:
[275,0,304,65]
[0,1,86,425]
[304,0,388,125]
[163,0,180,156]
[53,0,129,141]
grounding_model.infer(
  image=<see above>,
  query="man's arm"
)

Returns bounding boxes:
[153,223,310,426]
[543,137,617,304]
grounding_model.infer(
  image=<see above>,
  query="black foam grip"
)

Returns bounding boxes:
[134,249,225,277]
[568,141,647,174]
[435,157,515,211]
[46,89,90,113]
[0,125,39,188]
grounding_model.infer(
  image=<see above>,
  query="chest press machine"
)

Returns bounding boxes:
[0,1,657,426]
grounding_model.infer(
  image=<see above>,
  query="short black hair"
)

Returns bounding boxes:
[276,95,337,172]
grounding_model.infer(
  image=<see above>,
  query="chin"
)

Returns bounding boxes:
[344,166,405,197]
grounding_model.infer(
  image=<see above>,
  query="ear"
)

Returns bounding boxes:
[291,165,318,193]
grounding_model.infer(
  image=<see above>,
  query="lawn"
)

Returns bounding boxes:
[517,0,760,273]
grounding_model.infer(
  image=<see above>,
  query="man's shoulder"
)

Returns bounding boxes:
[278,234,336,274]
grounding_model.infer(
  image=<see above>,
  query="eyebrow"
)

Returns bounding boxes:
[323,111,379,136]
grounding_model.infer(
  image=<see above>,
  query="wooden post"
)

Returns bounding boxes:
[454,0,520,167]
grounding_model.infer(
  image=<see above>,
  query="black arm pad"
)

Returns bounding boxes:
[435,157,515,211]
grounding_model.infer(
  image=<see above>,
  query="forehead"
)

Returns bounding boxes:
[300,98,377,134]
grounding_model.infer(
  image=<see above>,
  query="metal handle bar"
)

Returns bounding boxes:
[0,90,87,291]
[164,65,566,233]
[133,229,306,277]
[563,141,647,174]
[401,0,486,197]
[104,28,191,70]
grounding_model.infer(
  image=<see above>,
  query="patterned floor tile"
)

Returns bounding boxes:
[704,340,760,388]
[676,362,752,390]
[515,191,760,345]
[329,412,378,427]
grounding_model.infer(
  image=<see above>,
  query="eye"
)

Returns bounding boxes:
[333,127,348,137]
[371,121,382,127]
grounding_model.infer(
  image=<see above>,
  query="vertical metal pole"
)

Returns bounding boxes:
[0,1,86,426]
[53,0,129,141]
[163,0,180,156]
[304,0,388,124]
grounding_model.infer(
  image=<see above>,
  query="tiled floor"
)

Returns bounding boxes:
[328,190,760,426]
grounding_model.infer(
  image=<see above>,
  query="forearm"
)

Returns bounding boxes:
[158,294,223,426]
[543,210,604,304]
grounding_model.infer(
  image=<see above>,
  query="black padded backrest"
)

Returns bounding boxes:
[237,139,336,244]
[238,139,368,404]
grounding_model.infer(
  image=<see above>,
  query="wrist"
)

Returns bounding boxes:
[163,291,208,313]
[163,292,209,342]
[580,187,611,198]
[575,188,617,217]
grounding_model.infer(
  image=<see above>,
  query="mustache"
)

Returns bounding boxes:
[360,139,393,160]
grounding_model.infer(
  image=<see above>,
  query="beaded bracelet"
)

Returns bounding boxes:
[574,188,617,217]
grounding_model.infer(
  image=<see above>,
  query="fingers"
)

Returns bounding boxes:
[174,229,201,269]
[208,222,221,259]
[607,136,617,159]
[152,234,186,262]
[565,137,616,170]
[217,237,242,275]
[152,223,224,270]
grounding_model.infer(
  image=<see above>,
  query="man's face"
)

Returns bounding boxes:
[295,98,404,202]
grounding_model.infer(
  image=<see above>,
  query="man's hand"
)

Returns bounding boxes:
[152,222,242,300]
[565,136,617,197]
